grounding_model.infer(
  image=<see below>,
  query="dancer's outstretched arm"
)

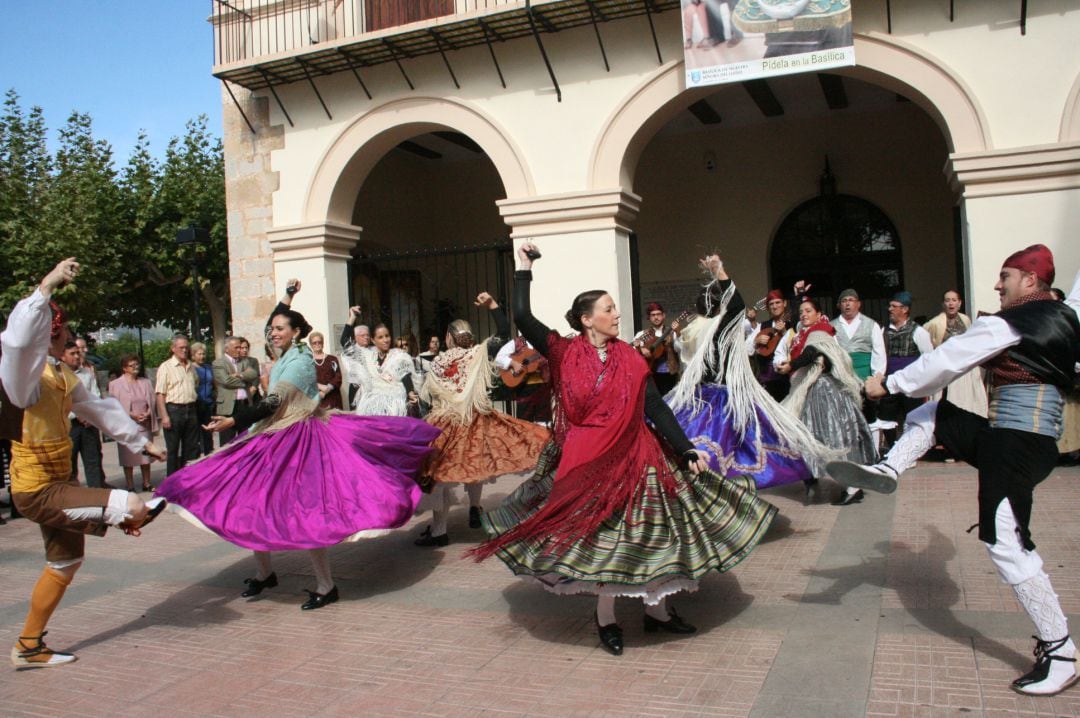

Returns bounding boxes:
[511,242,552,355]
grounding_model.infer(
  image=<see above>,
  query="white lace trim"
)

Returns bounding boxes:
[521,573,700,606]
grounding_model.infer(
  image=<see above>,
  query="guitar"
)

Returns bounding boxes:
[499,346,546,388]
[754,321,789,357]
[634,308,695,368]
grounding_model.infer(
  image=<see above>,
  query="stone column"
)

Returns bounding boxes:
[266,222,362,345]
[497,189,641,339]
[222,85,284,353]
[947,142,1080,313]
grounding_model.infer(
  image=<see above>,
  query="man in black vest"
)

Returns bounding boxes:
[829,245,1080,696]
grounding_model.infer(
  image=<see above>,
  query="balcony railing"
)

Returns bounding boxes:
[212,0,521,66]
[211,0,681,105]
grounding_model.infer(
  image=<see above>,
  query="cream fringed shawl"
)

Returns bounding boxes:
[249,343,325,437]
[667,280,840,467]
[420,345,495,426]
[342,346,414,417]
[781,330,864,419]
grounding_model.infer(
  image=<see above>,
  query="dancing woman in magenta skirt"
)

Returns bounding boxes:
[157,280,439,610]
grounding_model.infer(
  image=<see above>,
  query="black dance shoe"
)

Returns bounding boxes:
[241,572,278,597]
[469,506,483,529]
[831,489,865,506]
[414,526,449,547]
[643,607,697,634]
[595,614,624,656]
[301,585,339,611]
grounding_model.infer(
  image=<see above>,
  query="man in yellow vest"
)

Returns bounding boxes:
[2,257,167,669]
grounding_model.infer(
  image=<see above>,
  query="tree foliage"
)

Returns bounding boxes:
[0,90,229,348]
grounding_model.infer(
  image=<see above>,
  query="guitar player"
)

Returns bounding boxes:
[494,335,552,423]
[746,287,798,401]
[634,302,681,394]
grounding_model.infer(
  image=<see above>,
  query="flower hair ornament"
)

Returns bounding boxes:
[49,301,68,339]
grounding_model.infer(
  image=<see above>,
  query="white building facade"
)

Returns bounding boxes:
[212,0,1080,348]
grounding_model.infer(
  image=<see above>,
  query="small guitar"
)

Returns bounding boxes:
[754,322,788,357]
[499,346,546,388]
[634,308,695,368]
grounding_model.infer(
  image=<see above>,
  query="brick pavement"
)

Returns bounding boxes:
[1,452,1079,717]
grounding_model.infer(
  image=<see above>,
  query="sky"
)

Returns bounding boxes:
[1,1,223,162]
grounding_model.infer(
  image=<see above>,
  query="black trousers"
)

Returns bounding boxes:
[69,423,105,488]
[196,401,214,456]
[933,400,1058,549]
[164,402,201,475]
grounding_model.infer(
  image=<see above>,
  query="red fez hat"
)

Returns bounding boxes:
[1002,244,1055,286]
[765,289,785,303]
[645,302,664,314]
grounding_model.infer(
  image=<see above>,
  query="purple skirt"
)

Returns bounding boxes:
[157,414,440,551]
[670,384,811,490]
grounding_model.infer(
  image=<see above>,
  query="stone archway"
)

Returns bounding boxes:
[588,32,992,192]
[303,96,535,225]
[1061,71,1080,141]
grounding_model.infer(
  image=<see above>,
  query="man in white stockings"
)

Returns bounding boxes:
[828,244,1080,696]
[4,258,167,669]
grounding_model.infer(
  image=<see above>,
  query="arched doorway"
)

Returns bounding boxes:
[349,130,512,346]
[617,70,959,324]
[770,172,904,323]
[298,97,533,349]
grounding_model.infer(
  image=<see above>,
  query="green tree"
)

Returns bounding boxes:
[0,92,230,353]
[0,90,52,314]
[34,110,129,329]
[118,116,230,351]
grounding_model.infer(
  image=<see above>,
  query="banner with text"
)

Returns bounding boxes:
[682,0,854,88]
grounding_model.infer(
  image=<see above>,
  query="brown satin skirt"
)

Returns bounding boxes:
[425,410,550,485]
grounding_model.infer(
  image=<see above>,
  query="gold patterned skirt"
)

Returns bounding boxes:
[424,410,550,485]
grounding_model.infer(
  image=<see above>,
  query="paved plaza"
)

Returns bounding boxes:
[2,450,1079,717]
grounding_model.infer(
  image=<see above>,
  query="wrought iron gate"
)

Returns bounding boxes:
[349,240,515,349]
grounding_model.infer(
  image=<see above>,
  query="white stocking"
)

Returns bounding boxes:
[465,482,483,508]
[253,551,274,581]
[431,484,449,536]
[877,401,937,476]
[644,596,669,621]
[308,548,334,595]
[596,594,617,626]
[986,500,1076,660]
[1014,572,1073,651]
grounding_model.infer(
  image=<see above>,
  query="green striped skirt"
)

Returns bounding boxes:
[482,452,777,604]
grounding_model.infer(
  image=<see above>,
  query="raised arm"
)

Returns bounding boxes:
[512,270,552,355]
[340,305,361,349]
[265,279,299,334]
[0,258,78,408]
[512,241,555,355]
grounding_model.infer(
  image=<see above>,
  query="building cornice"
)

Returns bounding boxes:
[497,189,642,237]
[947,142,1080,198]
[267,221,362,261]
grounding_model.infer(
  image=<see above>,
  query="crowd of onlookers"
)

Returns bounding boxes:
[0,324,446,520]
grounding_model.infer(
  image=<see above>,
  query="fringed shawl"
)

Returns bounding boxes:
[782,330,863,419]
[471,333,677,559]
[250,344,324,437]
[666,281,840,467]
[420,344,494,426]
[343,346,413,417]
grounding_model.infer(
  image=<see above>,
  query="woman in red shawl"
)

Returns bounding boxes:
[777,297,877,505]
[472,243,777,656]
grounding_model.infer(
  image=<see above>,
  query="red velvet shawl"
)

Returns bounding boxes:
[471,332,677,559]
[789,316,835,362]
